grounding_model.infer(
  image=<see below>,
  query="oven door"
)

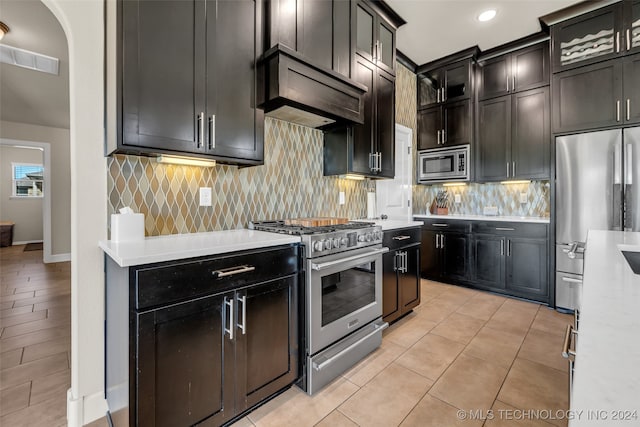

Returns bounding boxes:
[307,245,388,355]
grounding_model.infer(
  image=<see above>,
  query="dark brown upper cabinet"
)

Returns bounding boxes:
[418,60,473,109]
[109,0,264,165]
[551,1,640,73]
[476,87,550,181]
[477,42,549,101]
[354,0,400,76]
[417,100,472,150]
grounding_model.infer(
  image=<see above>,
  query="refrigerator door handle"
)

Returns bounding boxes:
[614,143,622,185]
[626,143,633,186]
[626,143,633,230]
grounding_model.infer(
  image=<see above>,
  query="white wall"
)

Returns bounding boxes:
[39,0,107,425]
[0,145,44,243]
[0,121,71,254]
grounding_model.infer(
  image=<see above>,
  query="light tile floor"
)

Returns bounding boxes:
[235,280,573,427]
[0,246,572,427]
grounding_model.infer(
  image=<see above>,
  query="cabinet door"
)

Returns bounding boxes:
[418,69,442,108]
[552,4,623,71]
[351,55,377,175]
[442,100,471,147]
[627,0,640,54]
[512,42,549,93]
[399,247,421,312]
[443,61,471,102]
[122,0,205,154]
[478,55,510,100]
[333,0,352,77]
[472,235,505,289]
[136,292,233,427]
[236,276,299,411]
[207,0,262,162]
[300,0,333,70]
[376,18,396,74]
[355,2,376,64]
[552,59,623,133]
[420,229,440,279]
[476,95,511,182]
[376,69,396,178]
[511,87,550,180]
[417,107,442,150]
[506,238,548,302]
[382,251,400,321]
[624,53,640,124]
[441,232,469,282]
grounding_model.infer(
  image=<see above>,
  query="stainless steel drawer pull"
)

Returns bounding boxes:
[437,130,441,145]
[435,234,439,249]
[392,235,411,240]
[440,233,445,249]
[223,297,234,340]
[432,223,448,227]
[616,31,620,53]
[561,324,577,359]
[495,227,515,231]
[627,29,631,51]
[213,265,255,278]
[561,277,583,284]
[500,239,504,256]
[237,295,247,335]
[627,99,631,121]
[617,100,621,122]
[312,322,388,371]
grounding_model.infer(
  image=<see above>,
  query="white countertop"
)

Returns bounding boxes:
[99,230,301,267]
[413,214,550,223]
[570,230,640,426]
[355,218,424,231]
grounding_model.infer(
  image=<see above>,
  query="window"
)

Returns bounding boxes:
[12,163,44,197]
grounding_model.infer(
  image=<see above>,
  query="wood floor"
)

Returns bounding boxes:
[0,244,71,427]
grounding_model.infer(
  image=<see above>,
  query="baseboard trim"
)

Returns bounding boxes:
[45,252,71,263]
[13,240,44,245]
[67,389,108,427]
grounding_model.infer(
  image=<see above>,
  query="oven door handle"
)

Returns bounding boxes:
[312,321,389,371]
[310,247,390,271]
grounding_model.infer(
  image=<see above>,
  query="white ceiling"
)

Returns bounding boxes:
[387,0,578,65]
[0,0,69,129]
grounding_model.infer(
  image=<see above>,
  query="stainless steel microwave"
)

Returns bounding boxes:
[417,145,470,184]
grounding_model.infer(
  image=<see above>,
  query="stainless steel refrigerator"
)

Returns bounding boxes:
[556,127,640,310]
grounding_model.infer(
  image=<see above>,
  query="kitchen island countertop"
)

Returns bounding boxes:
[570,230,640,426]
[99,229,301,267]
[413,214,550,223]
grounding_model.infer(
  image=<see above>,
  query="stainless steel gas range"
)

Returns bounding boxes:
[250,219,389,394]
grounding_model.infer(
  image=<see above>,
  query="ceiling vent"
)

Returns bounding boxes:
[0,44,59,75]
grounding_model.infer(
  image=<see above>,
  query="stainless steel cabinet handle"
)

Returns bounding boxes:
[437,130,441,145]
[369,152,374,170]
[628,29,631,51]
[442,129,446,143]
[561,324,577,359]
[432,223,449,227]
[507,239,511,257]
[313,321,388,371]
[506,162,510,178]
[500,239,504,256]
[393,235,411,240]
[617,100,621,122]
[627,99,631,121]
[436,87,440,103]
[435,234,439,249]
[512,75,515,92]
[393,252,398,271]
[506,74,509,92]
[616,31,620,53]
[495,227,515,231]
[442,87,446,102]
[379,41,383,63]
[209,115,216,149]
[213,264,255,278]
[561,277,583,284]
[223,297,234,340]
[378,152,382,172]
[237,295,247,335]
[197,112,204,148]
[440,233,445,249]
[512,161,516,177]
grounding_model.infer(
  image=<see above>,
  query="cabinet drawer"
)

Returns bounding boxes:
[383,227,421,250]
[421,219,471,233]
[134,245,299,310]
[472,222,547,238]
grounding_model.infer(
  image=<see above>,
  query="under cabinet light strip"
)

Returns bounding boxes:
[156,155,217,167]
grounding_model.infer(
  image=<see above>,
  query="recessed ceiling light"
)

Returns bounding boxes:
[477,9,497,22]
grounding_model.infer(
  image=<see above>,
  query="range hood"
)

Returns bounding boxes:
[258,45,367,128]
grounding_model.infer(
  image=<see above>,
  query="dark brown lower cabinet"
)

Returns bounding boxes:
[382,227,421,323]
[105,245,301,427]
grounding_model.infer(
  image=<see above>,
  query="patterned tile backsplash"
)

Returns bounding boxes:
[107,118,371,236]
[412,181,550,217]
[106,60,550,237]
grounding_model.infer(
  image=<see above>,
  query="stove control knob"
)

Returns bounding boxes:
[332,238,340,248]
[340,237,348,247]
[368,233,374,242]
[313,241,324,252]
[358,234,366,242]
[324,240,332,250]
[375,231,383,240]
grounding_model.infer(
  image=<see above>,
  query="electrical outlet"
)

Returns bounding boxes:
[519,192,528,204]
[339,191,345,205]
[454,194,461,204]
[199,187,212,207]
